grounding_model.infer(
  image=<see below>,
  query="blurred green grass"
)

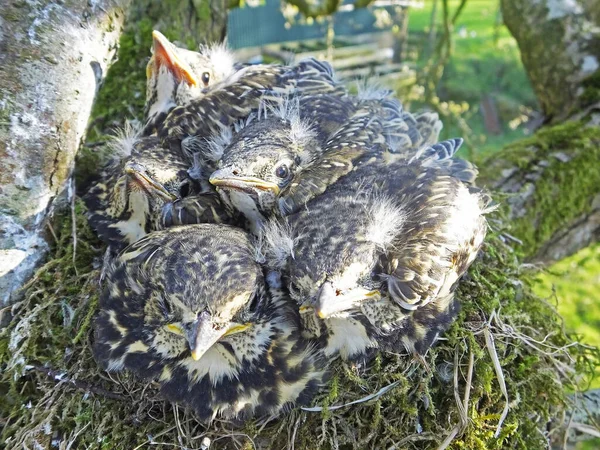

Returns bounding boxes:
[407,0,537,158]
[533,244,600,389]
[408,0,599,391]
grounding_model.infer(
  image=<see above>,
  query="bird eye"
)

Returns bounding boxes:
[179,181,190,197]
[165,323,184,336]
[201,72,210,86]
[275,164,289,179]
[248,291,261,312]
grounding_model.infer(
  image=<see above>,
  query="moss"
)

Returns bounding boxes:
[484,121,600,259]
[3,204,595,449]
[579,69,600,108]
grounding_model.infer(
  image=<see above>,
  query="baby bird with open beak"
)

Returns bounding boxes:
[93,224,327,422]
[143,30,236,134]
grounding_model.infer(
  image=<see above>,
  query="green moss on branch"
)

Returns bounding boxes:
[481,121,600,260]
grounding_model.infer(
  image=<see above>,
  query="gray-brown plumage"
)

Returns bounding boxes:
[156,57,345,150]
[262,139,490,361]
[208,89,443,231]
[93,225,327,422]
[83,131,234,252]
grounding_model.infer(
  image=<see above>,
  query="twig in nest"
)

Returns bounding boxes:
[69,178,79,276]
[47,221,59,244]
[437,426,460,450]
[28,364,128,401]
[562,406,574,450]
[439,346,474,450]
[301,380,401,412]
[484,324,510,438]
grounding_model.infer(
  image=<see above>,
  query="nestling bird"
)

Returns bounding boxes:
[144,30,236,134]
[262,139,491,360]
[93,224,327,422]
[83,127,235,252]
[156,57,344,150]
[208,89,442,231]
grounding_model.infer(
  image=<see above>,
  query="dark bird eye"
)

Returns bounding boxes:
[179,181,190,197]
[248,291,261,312]
[275,164,289,179]
[201,72,210,86]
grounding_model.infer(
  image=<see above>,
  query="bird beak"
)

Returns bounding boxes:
[314,282,380,318]
[186,312,252,361]
[125,162,177,202]
[299,303,314,314]
[151,30,198,87]
[209,170,280,195]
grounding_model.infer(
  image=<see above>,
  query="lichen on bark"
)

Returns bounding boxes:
[501,0,600,122]
[0,0,126,305]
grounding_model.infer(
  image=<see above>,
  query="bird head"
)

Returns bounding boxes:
[144,31,235,129]
[264,189,407,320]
[111,225,265,363]
[291,245,381,321]
[209,118,316,217]
[94,142,194,248]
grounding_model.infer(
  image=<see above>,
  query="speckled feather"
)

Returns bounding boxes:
[93,225,327,421]
[157,58,341,148]
[211,88,446,225]
[83,136,196,251]
[159,192,240,228]
[269,156,490,360]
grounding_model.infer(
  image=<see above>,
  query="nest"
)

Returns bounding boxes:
[1,199,596,450]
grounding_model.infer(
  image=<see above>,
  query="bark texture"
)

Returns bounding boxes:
[501,0,600,122]
[0,0,127,304]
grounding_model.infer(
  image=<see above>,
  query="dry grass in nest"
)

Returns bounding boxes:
[0,200,597,450]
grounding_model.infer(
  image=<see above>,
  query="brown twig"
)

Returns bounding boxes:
[28,364,128,402]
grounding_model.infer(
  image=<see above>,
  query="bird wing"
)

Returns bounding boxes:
[414,111,443,148]
[299,93,356,142]
[411,138,479,185]
[383,172,487,311]
[159,193,237,228]
[279,108,391,214]
[158,59,342,147]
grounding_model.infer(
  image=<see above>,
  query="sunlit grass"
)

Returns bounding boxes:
[405,0,537,158]
[533,244,600,389]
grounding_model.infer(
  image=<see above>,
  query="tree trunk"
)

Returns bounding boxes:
[0,0,127,305]
[500,0,600,123]
[479,0,600,265]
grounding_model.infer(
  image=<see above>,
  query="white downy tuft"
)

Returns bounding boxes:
[107,121,142,157]
[364,194,406,250]
[200,42,236,81]
[260,219,298,269]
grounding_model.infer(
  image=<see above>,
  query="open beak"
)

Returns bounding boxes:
[314,282,380,319]
[125,162,177,202]
[152,30,198,87]
[209,170,280,195]
[185,311,252,361]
